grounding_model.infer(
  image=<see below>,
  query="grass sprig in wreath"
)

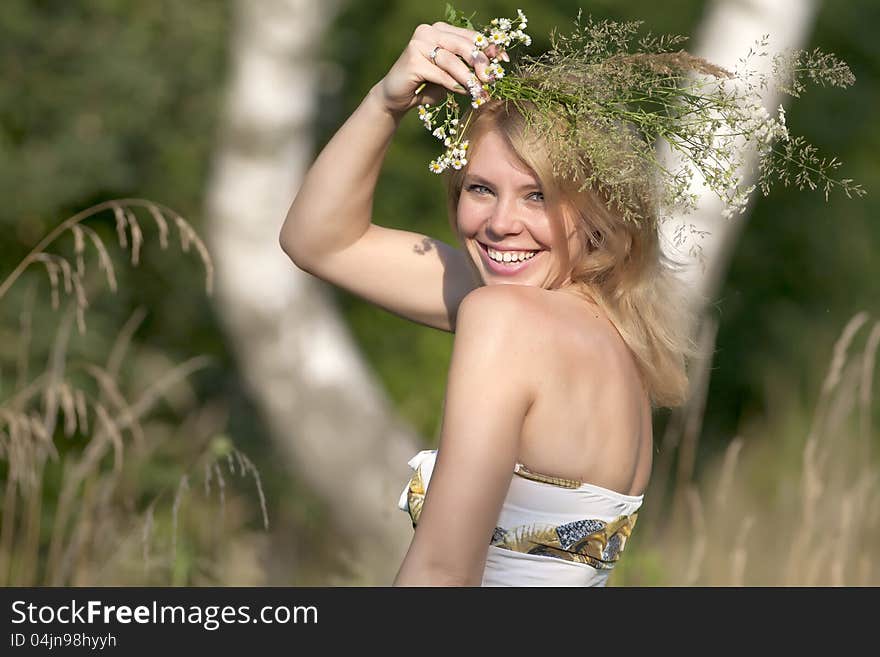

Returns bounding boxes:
[418,6,863,231]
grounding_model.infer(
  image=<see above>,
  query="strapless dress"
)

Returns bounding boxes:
[398,449,643,586]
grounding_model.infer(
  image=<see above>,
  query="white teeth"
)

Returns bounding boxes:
[486,246,538,263]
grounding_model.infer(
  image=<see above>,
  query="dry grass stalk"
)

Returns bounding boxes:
[730,514,755,586]
[622,311,879,586]
[0,201,267,586]
[713,436,744,510]
[676,316,718,490]
[683,484,706,585]
[0,199,214,321]
[171,474,190,563]
[860,322,880,461]
[236,450,269,531]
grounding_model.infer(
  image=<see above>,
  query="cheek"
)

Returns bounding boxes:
[456,198,481,235]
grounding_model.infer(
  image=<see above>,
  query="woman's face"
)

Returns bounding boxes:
[456,129,580,288]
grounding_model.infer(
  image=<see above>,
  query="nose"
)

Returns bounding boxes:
[485,196,524,238]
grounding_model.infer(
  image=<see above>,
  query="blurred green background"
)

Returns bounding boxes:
[0,0,877,585]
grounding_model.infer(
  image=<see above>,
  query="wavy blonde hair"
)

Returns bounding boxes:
[446,99,700,408]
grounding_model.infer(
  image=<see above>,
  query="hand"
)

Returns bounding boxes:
[377,22,507,116]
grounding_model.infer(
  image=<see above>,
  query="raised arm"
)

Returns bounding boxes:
[280,23,502,332]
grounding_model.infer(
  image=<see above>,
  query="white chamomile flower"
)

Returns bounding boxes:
[417,13,531,178]
[517,9,527,24]
[489,30,510,46]
[487,62,505,79]
[513,28,531,45]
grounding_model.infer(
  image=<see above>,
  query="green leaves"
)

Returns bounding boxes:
[443,3,476,30]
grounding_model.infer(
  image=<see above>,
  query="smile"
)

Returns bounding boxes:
[477,242,544,276]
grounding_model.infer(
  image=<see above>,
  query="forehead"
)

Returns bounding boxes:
[467,130,539,184]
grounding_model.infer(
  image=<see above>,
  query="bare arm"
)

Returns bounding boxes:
[281,83,400,264]
[280,23,502,331]
[393,286,538,585]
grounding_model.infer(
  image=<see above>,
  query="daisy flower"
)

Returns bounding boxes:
[489,30,511,46]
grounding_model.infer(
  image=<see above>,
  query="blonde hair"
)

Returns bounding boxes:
[446,100,700,408]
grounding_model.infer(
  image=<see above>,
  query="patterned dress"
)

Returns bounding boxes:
[398,449,643,586]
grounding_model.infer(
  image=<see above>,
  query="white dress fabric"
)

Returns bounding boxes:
[398,449,644,587]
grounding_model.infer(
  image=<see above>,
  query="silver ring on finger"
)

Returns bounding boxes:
[429,45,444,62]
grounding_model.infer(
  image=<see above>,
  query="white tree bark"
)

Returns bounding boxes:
[660,0,820,308]
[204,0,418,584]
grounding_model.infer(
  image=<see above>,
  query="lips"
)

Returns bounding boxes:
[476,241,544,276]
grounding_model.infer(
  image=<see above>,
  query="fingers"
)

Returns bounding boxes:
[413,60,464,100]
[414,23,493,91]
[406,20,516,107]
[415,81,452,107]
[432,22,509,64]
[428,46,488,99]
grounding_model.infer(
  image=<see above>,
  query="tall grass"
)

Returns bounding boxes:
[0,201,268,585]
[614,311,879,586]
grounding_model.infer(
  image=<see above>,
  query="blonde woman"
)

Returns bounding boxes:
[280,19,696,586]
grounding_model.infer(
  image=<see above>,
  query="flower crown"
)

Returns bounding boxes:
[417,5,863,234]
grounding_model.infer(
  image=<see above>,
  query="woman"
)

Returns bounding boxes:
[280,20,696,586]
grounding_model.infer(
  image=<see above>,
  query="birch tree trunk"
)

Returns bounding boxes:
[204,0,418,584]
[660,0,820,308]
[653,0,820,500]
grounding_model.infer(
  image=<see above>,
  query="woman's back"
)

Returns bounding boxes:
[514,286,653,498]
[395,285,651,586]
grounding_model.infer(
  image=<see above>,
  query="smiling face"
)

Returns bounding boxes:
[455,129,581,289]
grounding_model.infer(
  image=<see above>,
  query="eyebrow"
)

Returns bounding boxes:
[464,173,542,192]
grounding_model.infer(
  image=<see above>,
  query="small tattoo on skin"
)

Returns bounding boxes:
[413,237,435,255]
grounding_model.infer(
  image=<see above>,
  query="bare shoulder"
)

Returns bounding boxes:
[455,284,557,333]
[451,286,553,390]
[454,284,611,351]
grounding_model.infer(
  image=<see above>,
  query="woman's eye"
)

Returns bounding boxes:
[528,191,545,202]
[466,184,492,195]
